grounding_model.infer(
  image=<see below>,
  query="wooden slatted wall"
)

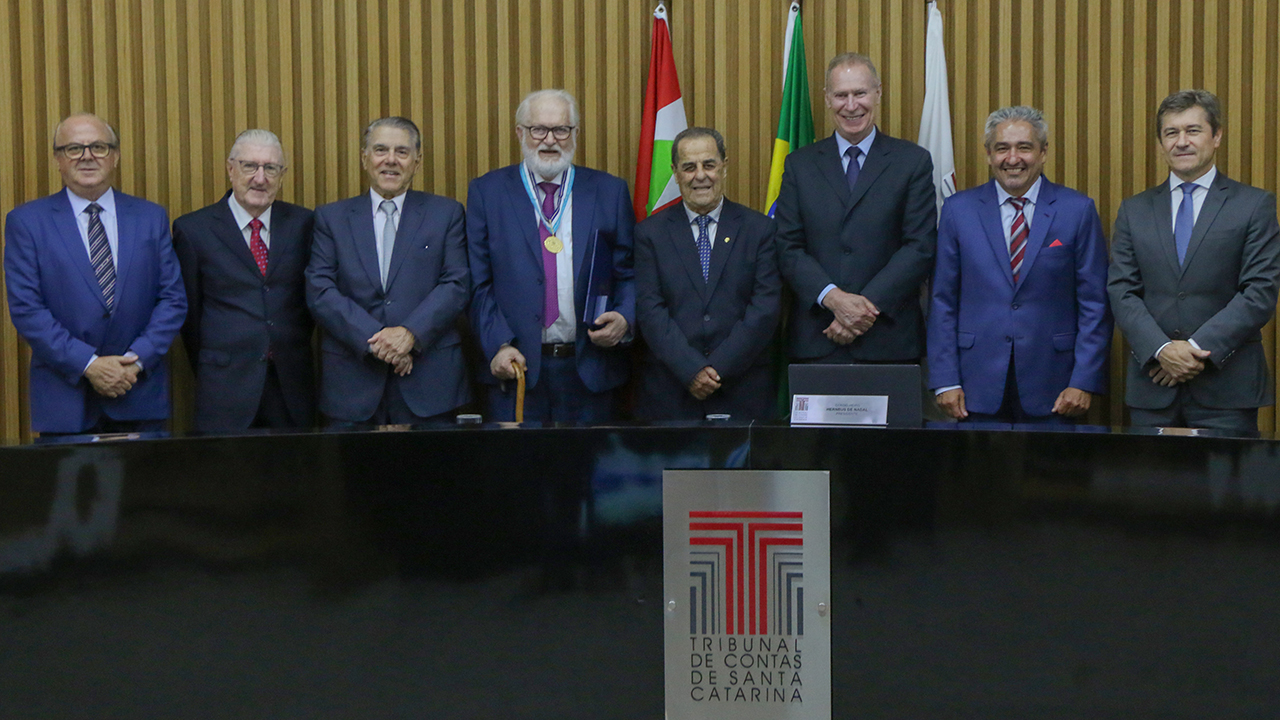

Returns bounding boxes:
[2,0,1278,440]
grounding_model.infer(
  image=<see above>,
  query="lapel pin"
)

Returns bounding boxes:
[723,236,731,243]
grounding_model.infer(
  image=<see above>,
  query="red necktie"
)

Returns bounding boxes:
[249,218,268,276]
[1008,197,1028,282]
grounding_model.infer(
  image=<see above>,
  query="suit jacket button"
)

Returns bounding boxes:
[536,277,544,285]
[704,349,711,356]
[263,285,270,292]
[385,300,392,306]
[1005,336,1012,342]
[703,314,711,322]
[1177,292,1186,300]
[259,355,268,362]
[1011,303,1020,310]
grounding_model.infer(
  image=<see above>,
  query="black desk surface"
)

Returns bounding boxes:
[3,423,1279,718]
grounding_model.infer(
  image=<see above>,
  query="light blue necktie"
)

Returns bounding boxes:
[1174,182,1196,266]
[379,199,396,289]
[695,215,712,282]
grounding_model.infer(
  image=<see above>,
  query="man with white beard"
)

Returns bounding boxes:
[467,89,636,423]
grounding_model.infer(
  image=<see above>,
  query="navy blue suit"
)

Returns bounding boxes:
[775,132,937,361]
[306,191,470,422]
[4,189,187,433]
[927,179,1112,416]
[466,164,635,412]
[172,194,316,431]
[634,199,781,421]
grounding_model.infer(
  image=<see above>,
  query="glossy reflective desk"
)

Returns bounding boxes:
[3,423,1279,718]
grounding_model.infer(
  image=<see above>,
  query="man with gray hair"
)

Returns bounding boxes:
[467,89,635,423]
[927,105,1111,423]
[776,52,936,368]
[306,116,470,426]
[1108,90,1280,433]
[172,129,316,431]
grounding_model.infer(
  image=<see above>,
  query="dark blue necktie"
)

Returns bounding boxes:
[695,215,712,282]
[1174,182,1196,266]
[845,146,862,191]
[86,202,116,311]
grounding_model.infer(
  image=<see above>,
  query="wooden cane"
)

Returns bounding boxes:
[513,360,526,423]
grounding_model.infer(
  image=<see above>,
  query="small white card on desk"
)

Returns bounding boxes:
[790,394,889,426]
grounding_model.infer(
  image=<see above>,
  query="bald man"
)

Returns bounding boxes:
[5,113,186,435]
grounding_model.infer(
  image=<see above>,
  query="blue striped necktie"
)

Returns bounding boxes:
[86,202,116,311]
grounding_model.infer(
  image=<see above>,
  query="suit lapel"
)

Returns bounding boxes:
[846,132,891,214]
[1182,173,1232,275]
[570,169,594,285]
[666,204,707,303]
[977,182,1015,289]
[505,167,542,268]
[815,136,852,206]
[705,201,740,302]
[1015,179,1056,288]
[112,193,136,300]
[1148,182,1182,277]
[263,202,294,280]
[347,196,383,290]
[211,197,263,277]
[51,191,109,308]
[386,192,426,288]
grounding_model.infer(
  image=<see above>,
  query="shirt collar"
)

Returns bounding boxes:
[1169,165,1217,193]
[684,198,725,225]
[525,164,568,189]
[834,126,877,162]
[370,188,407,215]
[66,186,116,216]
[995,174,1044,207]
[227,193,272,231]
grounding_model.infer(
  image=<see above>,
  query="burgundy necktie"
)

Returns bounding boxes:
[249,218,268,276]
[537,181,560,328]
[1008,197,1028,282]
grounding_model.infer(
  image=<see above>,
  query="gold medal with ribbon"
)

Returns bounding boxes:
[544,235,564,254]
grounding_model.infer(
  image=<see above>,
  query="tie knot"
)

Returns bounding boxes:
[696,214,711,230]
[379,199,396,216]
[1180,181,1197,197]
[249,218,264,232]
[1009,196,1027,210]
[86,202,102,216]
[538,181,559,196]
[845,146,861,161]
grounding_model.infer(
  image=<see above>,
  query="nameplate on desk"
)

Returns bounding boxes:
[789,394,888,426]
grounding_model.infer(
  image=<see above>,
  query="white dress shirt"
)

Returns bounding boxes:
[369,188,406,279]
[227,194,273,249]
[529,165,576,345]
[67,186,119,266]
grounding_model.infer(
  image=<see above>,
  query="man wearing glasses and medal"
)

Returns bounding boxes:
[467,89,636,423]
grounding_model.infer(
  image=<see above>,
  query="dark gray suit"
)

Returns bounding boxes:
[1108,171,1280,415]
[775,131,937,361]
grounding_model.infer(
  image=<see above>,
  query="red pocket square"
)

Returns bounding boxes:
[1049,239,1064,247]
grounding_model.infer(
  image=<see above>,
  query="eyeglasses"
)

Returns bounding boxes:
[522,125,576,141]
[54,142,118,160]
[231,160,286,178]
